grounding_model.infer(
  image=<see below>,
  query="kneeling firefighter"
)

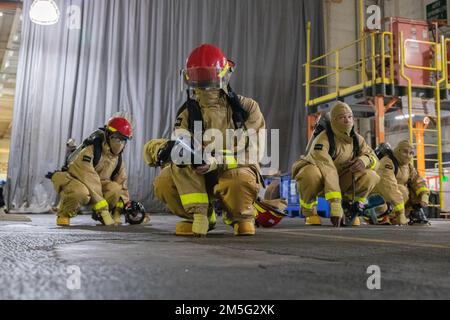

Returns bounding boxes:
[292,102,380,227]
[48,114,146,226]
[143,44,266,237]
[367,140,430,226]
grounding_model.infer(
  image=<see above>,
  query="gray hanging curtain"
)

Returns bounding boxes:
[7,0,324,211]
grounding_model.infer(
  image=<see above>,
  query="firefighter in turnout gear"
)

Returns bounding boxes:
[292,102,380,227]
[50,115,132,226]
[145,44,265,237]
[371,140,430,226]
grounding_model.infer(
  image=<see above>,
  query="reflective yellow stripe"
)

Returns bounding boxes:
[225,155,237,169]
[116,201,124,209]
[218,63,230,78]
[107,126,117,132]
[300,199,318,210]
[416,187,429,196]
[370,155,378,170]
[354,197,367,203]
[180,193,209,206]
[394,203,405,212]
[93,200,108,211]
[325,192,342,201]
[221,150,237,169]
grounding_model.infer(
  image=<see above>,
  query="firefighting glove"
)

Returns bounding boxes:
[96,209,115,226]
[192,213,209,237]
[143,139,172,167]
[330,201,344,227]
[419,193,429,208]
[330,201,344,218]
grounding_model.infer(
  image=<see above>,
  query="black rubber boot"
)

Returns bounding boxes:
[409,205,430,225]
[344,201,366,226]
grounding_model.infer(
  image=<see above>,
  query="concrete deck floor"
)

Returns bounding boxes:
[1,214,450,300]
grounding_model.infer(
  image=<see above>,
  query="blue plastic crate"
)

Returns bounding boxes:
[285,204,301,217]
[280,174,299,206]
[270,174,330,219]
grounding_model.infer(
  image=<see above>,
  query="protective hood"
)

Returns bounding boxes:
[394,140,413,165]
[330,102,354,143]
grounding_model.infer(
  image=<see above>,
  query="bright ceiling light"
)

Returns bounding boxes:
[395,114,415,121]
[29,0,60,25]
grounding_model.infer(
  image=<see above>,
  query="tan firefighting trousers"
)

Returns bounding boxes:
[295,164,380,216]
[154,164,259,222]
[53,172,125,218]
[373,185,423,217]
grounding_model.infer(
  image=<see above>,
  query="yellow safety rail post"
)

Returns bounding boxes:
[399,32,414,145]
[381,32,395,85]
[446,38,450,89]
[436,36,446,209]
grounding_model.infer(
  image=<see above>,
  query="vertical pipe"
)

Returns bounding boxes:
[336,51,340,96]
[381,33,386,81]
[390,33,395,85]
[375,96,385,144]
[371,32,376,81]
[306,22,311,106]
[360,0,366,84]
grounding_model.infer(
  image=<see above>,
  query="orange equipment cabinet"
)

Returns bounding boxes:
[387,17,434,87]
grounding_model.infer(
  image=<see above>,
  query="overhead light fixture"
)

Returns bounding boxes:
[0,12,4,18]
[29,0,60,25]
[395,114,415,121]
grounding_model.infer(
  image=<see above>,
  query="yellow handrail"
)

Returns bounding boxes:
[303,24,394,107]
[403,39,441,71]
[400,31,445,209]
[309,34,373,64]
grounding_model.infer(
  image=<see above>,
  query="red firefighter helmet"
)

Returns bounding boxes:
[182,44,234,89]
[106,116,133,140]
[254,199,288,228]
